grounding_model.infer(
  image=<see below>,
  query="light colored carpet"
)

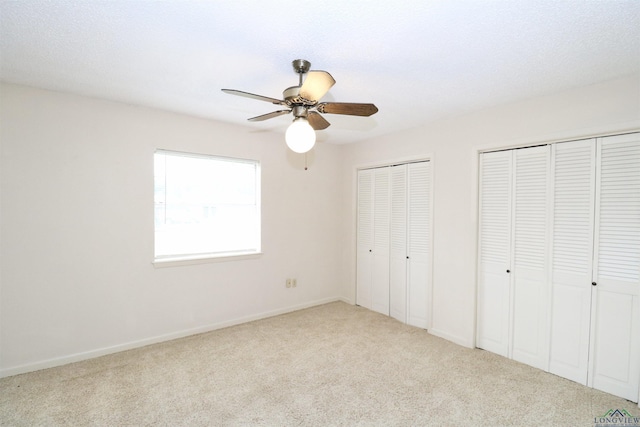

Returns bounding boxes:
[1,301,638,426]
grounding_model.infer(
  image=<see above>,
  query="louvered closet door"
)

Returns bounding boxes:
[407,161,431,328]
[356,169,374,309]
[590,133,640,402]
[548,139,595,385]
[371,167,391,315]
[390,164,408,323]
[511,145,550,370]
[477,151,512,357]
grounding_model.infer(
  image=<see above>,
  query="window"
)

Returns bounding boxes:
[154,150,261,262]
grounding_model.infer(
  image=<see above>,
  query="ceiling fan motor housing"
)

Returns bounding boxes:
[282,86,316,107]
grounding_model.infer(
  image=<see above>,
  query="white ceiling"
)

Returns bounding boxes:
[2,1,639,145]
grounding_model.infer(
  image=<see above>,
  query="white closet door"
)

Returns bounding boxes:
[548,139,595,385]
[356,169,374,309]
[407,161,431,328]
[390,164,407,323]
[477,151,512,357]
[371,167,391,315]
[511,145,550,370]
[590,133,640,401]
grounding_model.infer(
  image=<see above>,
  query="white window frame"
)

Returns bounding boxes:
[153,149,261,266]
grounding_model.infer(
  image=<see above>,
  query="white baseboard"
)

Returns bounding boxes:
[0,297,344,379]
[428,327,474,349]
[336,296,353,305]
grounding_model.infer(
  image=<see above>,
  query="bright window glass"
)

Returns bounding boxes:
[154,150,261,261]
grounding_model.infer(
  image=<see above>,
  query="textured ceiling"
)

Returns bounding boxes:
[1,1,639,144]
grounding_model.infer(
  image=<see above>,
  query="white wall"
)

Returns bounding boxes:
[0,83,344,376]
[339,73,640,347]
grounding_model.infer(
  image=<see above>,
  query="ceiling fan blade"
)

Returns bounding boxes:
[222,89,286,105]
[299,71,336,102]
[316,102,378,117]
[307,111,331,130]
[248,110,291,121]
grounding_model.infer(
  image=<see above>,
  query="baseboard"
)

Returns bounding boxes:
[336,296,354,305]
[428,327,474,349]
[0,297,344,379]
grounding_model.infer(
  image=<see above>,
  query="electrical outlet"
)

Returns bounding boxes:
[286,279,292,288]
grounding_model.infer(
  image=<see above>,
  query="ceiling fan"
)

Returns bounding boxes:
[222,59,378,153]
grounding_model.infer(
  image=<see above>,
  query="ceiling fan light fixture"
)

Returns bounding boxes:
[222,59,378,154]
[285,117,316,153]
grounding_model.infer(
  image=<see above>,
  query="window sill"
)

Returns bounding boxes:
[153,251,263,268]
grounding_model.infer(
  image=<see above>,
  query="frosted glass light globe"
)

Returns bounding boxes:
[285,118,316,153]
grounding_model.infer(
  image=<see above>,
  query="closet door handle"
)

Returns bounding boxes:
[369,249,372,253]
[506,269,510,273]
[592,282,597,286]
[406,256,410,259]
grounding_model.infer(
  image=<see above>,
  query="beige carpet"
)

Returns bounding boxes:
[1,301,638,426]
